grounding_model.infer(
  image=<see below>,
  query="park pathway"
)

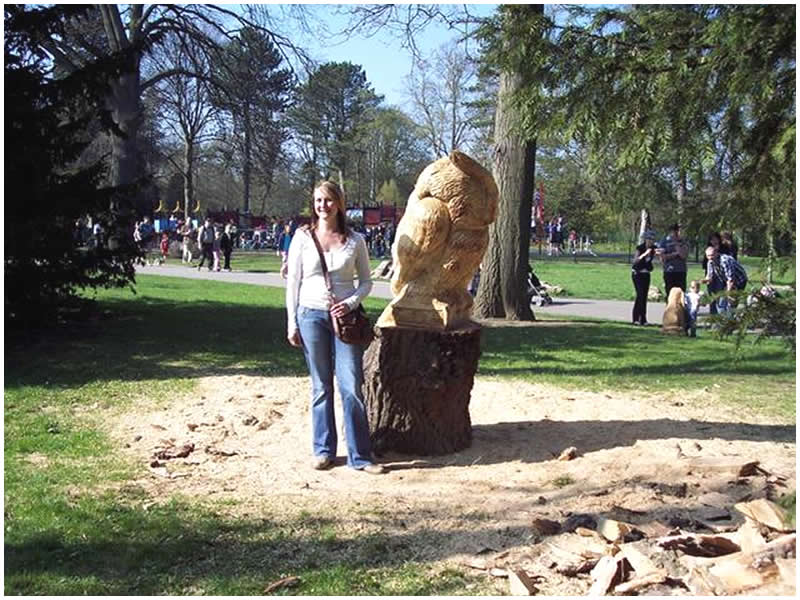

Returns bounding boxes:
[136,263,670,324]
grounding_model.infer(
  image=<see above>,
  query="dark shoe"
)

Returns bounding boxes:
[311,456,333,470]
[360,463,387,475]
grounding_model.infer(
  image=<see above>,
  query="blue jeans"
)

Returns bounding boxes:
[296,307,373,469]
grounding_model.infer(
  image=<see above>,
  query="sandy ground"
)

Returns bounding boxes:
[107,372,796,595]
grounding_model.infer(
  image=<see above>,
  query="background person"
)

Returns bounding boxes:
[702,246,748,314]
[285,181,384,475]
[657,223,688,297]
[631,230,656,325]
[701,232,725,314]
[221,223,234,271]
[196,217,215,271]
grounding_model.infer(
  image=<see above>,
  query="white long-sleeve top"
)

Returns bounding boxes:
[286,228,373,336]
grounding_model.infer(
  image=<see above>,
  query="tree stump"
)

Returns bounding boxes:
[362,323,482,455]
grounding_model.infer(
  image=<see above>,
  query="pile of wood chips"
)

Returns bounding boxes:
[461,460,795,596]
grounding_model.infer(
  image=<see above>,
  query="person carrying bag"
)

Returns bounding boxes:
[285,181,385,474]
[309,229,373,346]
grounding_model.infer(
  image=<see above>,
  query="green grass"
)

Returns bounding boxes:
[5,275,795,594]
[530,254,795,301]
[155,248,795,303]
[480,315,795,418]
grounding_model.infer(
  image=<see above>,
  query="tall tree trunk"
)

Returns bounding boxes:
[243,105,251,213]
[474,42,538,320]
[183,137,194,222]
[639,208,650,241]
[107,67,142,250]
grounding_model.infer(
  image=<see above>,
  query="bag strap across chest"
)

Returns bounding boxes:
[309,229,334,294]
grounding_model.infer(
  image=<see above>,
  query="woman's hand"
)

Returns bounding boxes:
[329,300,352,319]
[287,331,302,347]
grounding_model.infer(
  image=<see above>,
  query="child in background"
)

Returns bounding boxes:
[159,232,169,263]
[212,230,222,272]
[685,279,702,337]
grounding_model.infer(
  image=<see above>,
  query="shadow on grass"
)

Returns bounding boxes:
[3,497,522,595]
[4,296,309,389]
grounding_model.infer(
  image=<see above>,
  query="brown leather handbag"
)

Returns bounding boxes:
[309,229,374,346]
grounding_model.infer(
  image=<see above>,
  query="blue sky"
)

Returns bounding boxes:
[275,4,499,107]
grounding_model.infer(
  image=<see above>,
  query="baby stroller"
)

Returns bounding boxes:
[527,266,553,307]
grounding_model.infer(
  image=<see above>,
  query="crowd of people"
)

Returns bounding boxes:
[631,223,748,335]
[536,216,595,257]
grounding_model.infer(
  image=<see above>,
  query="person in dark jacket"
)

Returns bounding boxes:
[221,224,235,271]
[631,230,656,325]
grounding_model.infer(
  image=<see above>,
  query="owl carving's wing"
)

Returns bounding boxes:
[391,195,451,295]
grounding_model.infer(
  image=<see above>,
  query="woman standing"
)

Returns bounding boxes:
[631,230,656,325]
[285,181,385,474]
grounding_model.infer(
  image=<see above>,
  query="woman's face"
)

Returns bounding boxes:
[645,238,654,248]
[710,235,721,248]
[314,190,338,220]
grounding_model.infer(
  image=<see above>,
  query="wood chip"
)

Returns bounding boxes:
[734,498,792,532]
[532,518,560,535]
[205,446,238,457]
[683,457,760,477]
[587,555,624,596]
[635,520,673,538]
[737,518,767,553]
[558,446,578,461]
[695,518,738,533]
[153,443,195,460]
[613,569,668,594]
[619,541,660,576]
[657,532,740,557]
[187,423,198,431]
[575,526,600,538]
[508,569,538,596]
[489,567,509,578]
[775,557,795,584]
[264,576,300,594]
[596,517,633,543]
[682,533,795,595]
[460,557,488,570]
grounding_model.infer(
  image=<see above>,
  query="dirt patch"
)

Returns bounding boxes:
[107,374,796,595]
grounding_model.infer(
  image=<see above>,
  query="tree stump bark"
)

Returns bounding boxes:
[362,324,482,455]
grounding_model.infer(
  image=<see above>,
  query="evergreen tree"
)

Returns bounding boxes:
[5,5,140,327]
[212,27,293,214]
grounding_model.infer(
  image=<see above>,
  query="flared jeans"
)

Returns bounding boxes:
[296,306,374,469]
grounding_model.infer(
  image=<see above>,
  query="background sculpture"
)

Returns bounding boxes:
[377,150,499,330]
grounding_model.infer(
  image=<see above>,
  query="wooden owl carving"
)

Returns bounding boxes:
[376,151,498,330]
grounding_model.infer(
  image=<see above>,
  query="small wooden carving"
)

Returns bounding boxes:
[377,151,498,330]
[661,287,686,334]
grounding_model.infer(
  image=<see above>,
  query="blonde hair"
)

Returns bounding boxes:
[690,280,700,291]
[312,181,348,235]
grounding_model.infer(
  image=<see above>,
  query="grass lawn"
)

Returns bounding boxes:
[5,275,795,594]
[530,254,795,301]
[153,248,795,303]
